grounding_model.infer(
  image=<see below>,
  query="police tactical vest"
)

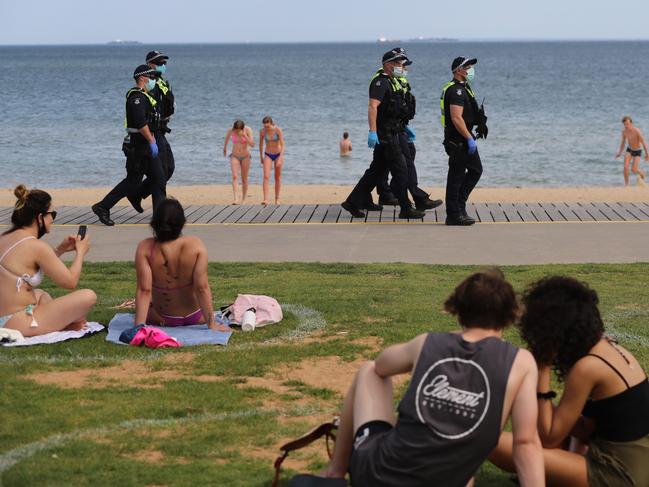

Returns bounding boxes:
[370,69,410,126]
[397,76,416,122]
[439,80,478,128]
[125,88,160,133]
[154,78,175,120]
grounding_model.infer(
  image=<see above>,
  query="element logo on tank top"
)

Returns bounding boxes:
[415,357,491,440]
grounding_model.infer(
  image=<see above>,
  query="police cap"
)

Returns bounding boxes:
[146,50,169,64]
[451,56,477,72]
[133,64,158,79]
[382,47,412,65]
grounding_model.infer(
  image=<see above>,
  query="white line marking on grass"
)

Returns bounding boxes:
[0,405,321,485]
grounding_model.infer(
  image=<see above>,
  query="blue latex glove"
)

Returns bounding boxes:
[367,131,379,149]
[405,126,416,142]
[466,137,477,155]
[150,141,159,158]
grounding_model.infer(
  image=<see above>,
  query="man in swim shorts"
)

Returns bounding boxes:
[615,116,649,186]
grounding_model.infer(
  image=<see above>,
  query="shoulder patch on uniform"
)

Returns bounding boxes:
[456,89,463,96]
[134,98,140,104]
[375,80,381,86]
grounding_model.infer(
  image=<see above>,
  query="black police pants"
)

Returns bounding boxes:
[139,132,174,200]
[377,134,429,204]
[444,141,483,218]
[100,148,166,211]
[346,132,410,210]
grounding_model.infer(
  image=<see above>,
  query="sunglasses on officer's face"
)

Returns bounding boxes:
[156,61,167,66]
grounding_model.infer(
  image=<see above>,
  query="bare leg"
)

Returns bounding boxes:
[230,156,240,204]
[6,289,97,337]
[624,153,631,185]
[324,361,395,478]
[631,156,645,185]
[274,157,284,205]
[262,156,272,205]
[489,431,589,487]
[241,156,251,203]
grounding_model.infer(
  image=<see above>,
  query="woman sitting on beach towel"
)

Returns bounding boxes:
[134,198,230,331]
[489,276,649,487]
[223,119,254,205]
[0,184,96,337]
[259,115,285,206]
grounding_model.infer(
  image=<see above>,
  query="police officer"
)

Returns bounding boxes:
[441,56,486,226]
[91,64,166,226]
[129,50,176,212]
[342,48,425,220]
[377,66,443,210]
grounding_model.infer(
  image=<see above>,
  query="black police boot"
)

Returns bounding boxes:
[460,209,476,225]
[398,207,426,219]
[378,195,399,206]
[362,201,383,211]
[92,203,114,226]
[445,214,475,226]
[127,195,144,213]
[415,198,443,210]
[341,201,366,218]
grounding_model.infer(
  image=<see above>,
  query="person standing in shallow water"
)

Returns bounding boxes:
[615,116,648,186]
[223,120,254,205]
[340,132,352,157]
[259,116,285,205]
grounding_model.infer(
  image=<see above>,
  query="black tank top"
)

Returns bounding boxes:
[369,332,518,487]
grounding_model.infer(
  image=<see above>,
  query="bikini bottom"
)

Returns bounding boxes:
[230,154,250,163]
[0,304,39,329]
[265,152,281,162]
[151,308,203,327]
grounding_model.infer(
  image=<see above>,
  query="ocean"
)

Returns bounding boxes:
[1,41,649,189]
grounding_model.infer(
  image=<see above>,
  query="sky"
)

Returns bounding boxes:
[1,0,648,45]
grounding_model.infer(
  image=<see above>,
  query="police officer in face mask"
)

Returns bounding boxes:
[441,56,486,226]
[128,50,176,213]
[342,47,426,220]
[91,64,166,226]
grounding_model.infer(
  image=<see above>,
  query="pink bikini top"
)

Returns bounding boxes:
[231,133,247,144]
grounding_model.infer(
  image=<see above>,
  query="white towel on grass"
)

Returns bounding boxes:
[1,322,104,347]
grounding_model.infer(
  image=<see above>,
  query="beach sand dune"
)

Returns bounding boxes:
[1,185,648,207]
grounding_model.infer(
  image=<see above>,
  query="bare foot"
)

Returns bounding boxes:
[275,200,281,205]
[64,320,87,331]
[208,323,233,332]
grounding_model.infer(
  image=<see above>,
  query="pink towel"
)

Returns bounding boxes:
[130,326,181,348]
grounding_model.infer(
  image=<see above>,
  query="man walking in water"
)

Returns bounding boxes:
[339,132,352,157]
[615,116,649,186]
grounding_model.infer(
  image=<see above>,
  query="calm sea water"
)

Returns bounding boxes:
[1,41,649,188]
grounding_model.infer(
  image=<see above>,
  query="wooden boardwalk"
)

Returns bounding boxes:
[2,202,649,225]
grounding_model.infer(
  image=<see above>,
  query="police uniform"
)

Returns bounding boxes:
[344,52,420,218]
[92,65,166,224]
[138,50,176,201]
[441,59,483,222]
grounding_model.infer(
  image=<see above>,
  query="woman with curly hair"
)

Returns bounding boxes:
[0,185,95,336]
[490,276,649,487]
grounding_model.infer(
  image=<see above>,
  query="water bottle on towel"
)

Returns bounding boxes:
[242,307,256,332]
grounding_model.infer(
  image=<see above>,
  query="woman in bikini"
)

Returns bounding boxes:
[490,276,649,487]
[258,116,285,205]
[223,120,254,204]
[0,185,95,337]
[134,198,230,331]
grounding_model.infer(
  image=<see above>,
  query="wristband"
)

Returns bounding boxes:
[536,391,557,400]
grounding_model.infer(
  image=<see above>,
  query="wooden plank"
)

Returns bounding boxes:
[514,203,536,222]
[553,203,579,222]
[221,205,254,223]
[433,203,446,223]
[580,202,611,221]
[294,204,317,223]
[199,205,228,223]
[526,202,551,222]
[487,203,508,222]
[67,209,100,225]
[564,202,594,222]
[617,202,645,221]
[265,205,291,223]
[630,202,649,219]
[465,204,480,222]
[188,205,217,223]
[379,207,396,223]
[0,207,15,218]
[237,205,265,224]
[606,202,638,221]
[249,204,278,224]
[280,205,304,224]
[500,203,523,222]
[212,205,241,223]
[183,205,206,222]
[537,203,566,222]
[111,207,140,224]
[322,205,342,223]
[472,202,492,223]
[308,204,329,223]
[56,206,92,224]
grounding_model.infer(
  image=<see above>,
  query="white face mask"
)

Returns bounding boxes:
[466,66,475,82]
[393,65,405,77]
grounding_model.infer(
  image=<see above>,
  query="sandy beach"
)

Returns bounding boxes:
[1,185,648,207]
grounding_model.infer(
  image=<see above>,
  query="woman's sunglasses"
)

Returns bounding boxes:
[43,211,57,221]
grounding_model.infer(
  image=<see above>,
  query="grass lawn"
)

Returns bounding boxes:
[2,262,648,487]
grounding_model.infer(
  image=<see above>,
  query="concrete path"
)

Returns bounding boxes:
[43,220,649,265]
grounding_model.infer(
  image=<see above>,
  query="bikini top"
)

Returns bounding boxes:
[0,236,44,291]
[231,132,246,144]
[264,130,279,142]
[147,240,192,293]
[582,352,649,442]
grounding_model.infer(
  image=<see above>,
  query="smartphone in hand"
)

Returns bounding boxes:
[78,225,87,240]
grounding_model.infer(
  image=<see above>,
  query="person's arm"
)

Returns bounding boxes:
[639,130,649,160]
[450,104,473,140]
[616,131,626,158]
[36,235,89,289]
[245,126,254,147]
[277,127,285,155]
[134,240,153,326]
[138,124,155,144]
[191,240,230,331]
[368,99,380,132]
[536,360,594,448]
[259,129,265,162]
[510,350,545,486]
[223,129,231,157]
[374,334,426,377]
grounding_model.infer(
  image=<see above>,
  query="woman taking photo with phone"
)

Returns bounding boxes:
[0,184,96,336]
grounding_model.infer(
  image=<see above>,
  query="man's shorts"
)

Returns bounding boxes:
[627,147,643,157]
[348,420,393,486]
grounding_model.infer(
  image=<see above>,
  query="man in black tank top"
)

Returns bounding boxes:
[316,270,544,487]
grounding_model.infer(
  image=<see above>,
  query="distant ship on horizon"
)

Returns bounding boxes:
[107,39,142,45]
[377,36,458,43]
